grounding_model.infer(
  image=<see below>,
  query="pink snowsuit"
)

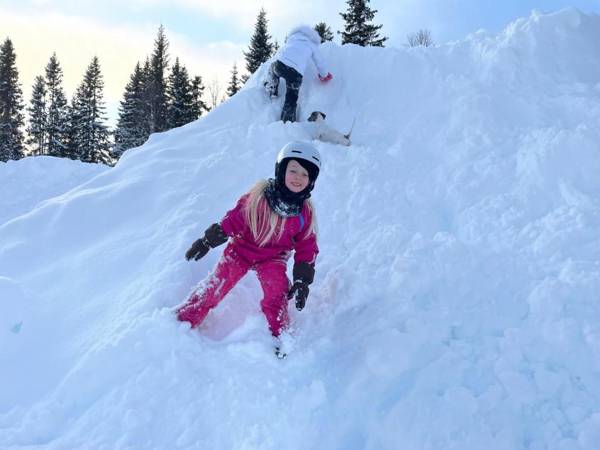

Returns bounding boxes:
[177,193,318,336]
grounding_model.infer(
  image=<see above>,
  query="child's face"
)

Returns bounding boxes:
[285,159,310,193]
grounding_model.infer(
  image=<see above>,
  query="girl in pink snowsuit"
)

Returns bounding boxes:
[177,141,321,338]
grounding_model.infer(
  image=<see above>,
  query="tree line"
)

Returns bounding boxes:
[0,25,208,165]
[1,0,431,165]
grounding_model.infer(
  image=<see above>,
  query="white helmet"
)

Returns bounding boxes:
[275,141,321,192]
[276,141,321,171]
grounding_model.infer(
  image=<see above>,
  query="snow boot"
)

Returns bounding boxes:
[263,64,280,98]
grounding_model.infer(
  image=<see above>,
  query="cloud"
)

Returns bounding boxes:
[168,30,246,88]
[0,7,245,125]
[167,0,329,28]
[121,0,340,37]
[171,0,443,47]
[164,0,453,45]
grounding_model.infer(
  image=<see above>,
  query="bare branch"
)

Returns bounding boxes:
[407,29,434,48]
[207,77,222,110]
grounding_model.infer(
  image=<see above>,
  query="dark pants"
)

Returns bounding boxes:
[269,60,303,123]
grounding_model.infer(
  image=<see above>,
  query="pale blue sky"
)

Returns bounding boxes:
[1,0,599,124]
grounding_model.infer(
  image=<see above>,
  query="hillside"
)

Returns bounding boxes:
[2,8,600,449]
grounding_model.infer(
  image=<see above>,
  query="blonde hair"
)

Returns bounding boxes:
[244,180,317,247]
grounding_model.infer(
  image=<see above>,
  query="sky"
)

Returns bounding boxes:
[1,0,599,127]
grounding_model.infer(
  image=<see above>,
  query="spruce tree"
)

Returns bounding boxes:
[26,75,47,156]
[314,23,334,43]
[166,57,194,129]
[226,63,241,97]
[63,101,79,160]
[339,0,387,47]
[70,56,111,164]
[45,53,69,157]
[147,25,169,133]
[0,38,25,161]
[190,75,207,119]
[114,62,150,157]
[140,58,153,136]
[244,8,274,74]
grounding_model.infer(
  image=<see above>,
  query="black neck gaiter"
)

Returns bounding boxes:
[264,178,310,217]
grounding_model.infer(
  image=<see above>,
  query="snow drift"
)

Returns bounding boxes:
[2,8,600,449]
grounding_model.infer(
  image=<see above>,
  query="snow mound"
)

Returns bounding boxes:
[2,8,600,450]
[0,156,108,226]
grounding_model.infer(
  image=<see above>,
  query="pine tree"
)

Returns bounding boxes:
[147,25,169,133]
[140,58,153,135]
[63,101,79,160]
[166,57,194,129]
[190,75,207,119]
[244,8,274,74]
[226,63,241,97]
[70,56,111,164]
[314,23,334,43]
[26,75,47,156]
[0,38,25,161]
[339,0,387,47]
[44,53,69,157]
[114,62,150,157]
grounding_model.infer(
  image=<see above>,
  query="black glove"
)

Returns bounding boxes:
[287,261,315,311]
[185,223,228,261]
[185,238,210,261]
[204,223,228,247]
[288,281,310,311]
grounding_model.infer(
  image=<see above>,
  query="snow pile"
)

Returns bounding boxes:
[2,8,600,449]
[0,156,108,226]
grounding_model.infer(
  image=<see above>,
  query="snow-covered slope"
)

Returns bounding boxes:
[0,156,108,226]
[2,8,600,449]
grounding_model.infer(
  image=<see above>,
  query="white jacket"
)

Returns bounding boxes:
[277,25,328,77]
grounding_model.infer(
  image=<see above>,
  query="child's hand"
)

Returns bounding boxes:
[318,72,333,82]
[185,223,228,261]
[288,281,309,311]
[185,238,210,261]
[288,261,315,310]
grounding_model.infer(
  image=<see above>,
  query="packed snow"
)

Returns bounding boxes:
[2,8,600,449]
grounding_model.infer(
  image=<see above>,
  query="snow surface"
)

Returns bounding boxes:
[2,8,600,449]
[0,156,108,226]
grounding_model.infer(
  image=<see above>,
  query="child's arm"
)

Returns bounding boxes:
[293,206,319,265]
[312,47,330,80]
[289,211,319,310]
[185,223,228,261]
[293,231,318,266]
[220,194,249,237]
[185,195,248,261]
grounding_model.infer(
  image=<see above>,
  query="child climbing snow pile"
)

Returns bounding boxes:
[177,141,321,357]
[264,25,333,123]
